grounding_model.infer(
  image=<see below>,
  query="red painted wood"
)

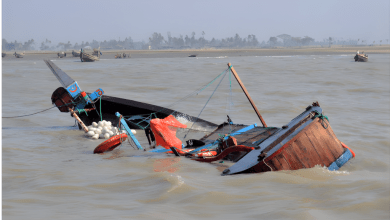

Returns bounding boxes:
[267,159,278,171]
[275,154,291,170]
[265,154,283,170]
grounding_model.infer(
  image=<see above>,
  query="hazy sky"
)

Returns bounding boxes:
[2,0,389,45]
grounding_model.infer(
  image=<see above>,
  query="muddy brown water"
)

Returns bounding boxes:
[2,53,389,219]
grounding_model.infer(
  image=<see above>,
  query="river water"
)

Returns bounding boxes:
[2,53,389,219]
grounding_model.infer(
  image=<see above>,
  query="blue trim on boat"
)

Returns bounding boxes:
[149,124,258,154]
[190,123,258,154]
[149,147,170,153]
[230,123,257,136]
[116,112,143,150]
[328,148,353,171]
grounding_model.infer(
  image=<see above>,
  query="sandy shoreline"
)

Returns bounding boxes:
[2,45,389,60]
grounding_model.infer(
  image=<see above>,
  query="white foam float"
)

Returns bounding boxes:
[86,120,137,140]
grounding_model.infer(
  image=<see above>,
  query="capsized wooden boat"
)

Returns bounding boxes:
[354,52,368,62]
[220,102,353,175]
[44,59,217,131]
[122,63,354,175]
[44,59,354,174]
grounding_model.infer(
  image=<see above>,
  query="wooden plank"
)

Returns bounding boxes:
[304,128,335,166]
[282,145,306,170]
[275,154,291,170]
[294,135,324,167]
[323,123,344,154]
[266,155,283,170]
[263,159,277,171]
[312,122,343,159]
[257,162,268,172]
[290,141,313,167]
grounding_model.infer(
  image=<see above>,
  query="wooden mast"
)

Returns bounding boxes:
[227,63,267,127]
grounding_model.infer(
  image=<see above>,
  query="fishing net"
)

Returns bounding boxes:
[150,115,187,149]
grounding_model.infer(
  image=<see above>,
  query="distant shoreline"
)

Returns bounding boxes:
[2,45,389,60]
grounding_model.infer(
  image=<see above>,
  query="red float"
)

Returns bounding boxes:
[93,133,128,154]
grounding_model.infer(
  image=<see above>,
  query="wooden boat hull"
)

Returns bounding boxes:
[245,117,344,173]
[72,52,80,57]
[354,54,368,62]
[51,87,217,130]
[81,53,99,62]
[222,105,352,175]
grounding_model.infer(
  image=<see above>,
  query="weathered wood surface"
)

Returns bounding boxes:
[248,118,344,173]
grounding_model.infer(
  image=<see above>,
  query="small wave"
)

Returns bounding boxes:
[167,174,184,192]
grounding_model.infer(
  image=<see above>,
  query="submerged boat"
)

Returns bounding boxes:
[45,60,354,175]
[44,59,217,131]
[354,51,368,62]
[140,63,354,175]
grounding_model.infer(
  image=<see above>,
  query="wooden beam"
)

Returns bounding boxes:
[69,108,89,132]
[227,63,267,127]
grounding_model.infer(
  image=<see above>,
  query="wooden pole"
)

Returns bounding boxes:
[227,63,267,127]
[69,108,89,132]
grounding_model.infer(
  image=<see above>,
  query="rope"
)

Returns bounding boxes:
[2,106,57,118]
[314,110,329,129]
[77,109,88,116]
[2,101,77,119]
[184,69,229,139]
[148,68,228,116]
[263,158,273,171]
[119,68,230,131]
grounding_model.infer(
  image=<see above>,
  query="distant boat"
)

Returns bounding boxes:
[115,53,130,59]
[57,52,66,58]
[13,52,24,58]
[80,48,100,62]
[354,51,368,62]
[72,50,80,57]
[188,54,197,57]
